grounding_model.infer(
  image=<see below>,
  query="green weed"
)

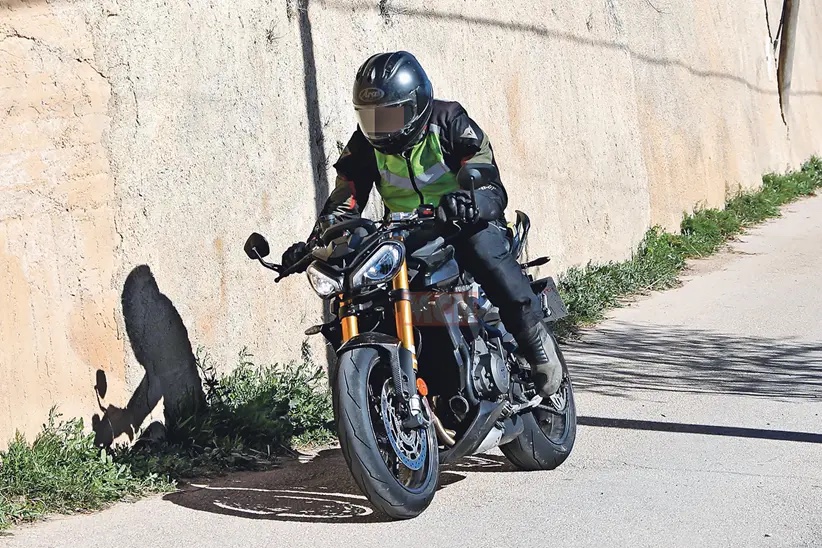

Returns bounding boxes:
[115,343,334,480]
[0,411,171,530]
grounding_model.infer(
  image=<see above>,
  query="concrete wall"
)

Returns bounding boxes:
[1,0,820,443]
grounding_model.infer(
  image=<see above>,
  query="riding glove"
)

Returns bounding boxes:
[281,241,309,271]
[436,191,480,225]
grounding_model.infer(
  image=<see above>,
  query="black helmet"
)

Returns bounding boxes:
[352,51,433,155]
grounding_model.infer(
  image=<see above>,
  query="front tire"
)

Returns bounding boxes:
[501,339,577,470]
[333,347,439,519]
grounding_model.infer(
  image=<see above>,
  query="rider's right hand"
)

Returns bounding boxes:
[281,241,309,271]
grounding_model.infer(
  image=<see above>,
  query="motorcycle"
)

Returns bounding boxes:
[243,164,576,519]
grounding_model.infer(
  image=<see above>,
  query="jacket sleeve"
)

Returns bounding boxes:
[445,107,508,221]
[309,130,378,241]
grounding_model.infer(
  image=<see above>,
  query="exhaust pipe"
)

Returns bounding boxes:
[432,413,456,447]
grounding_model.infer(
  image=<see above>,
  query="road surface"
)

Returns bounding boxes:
[5,195,822,548]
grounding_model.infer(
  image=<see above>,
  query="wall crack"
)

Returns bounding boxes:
[1,30,64,59]
[2,30,110,85]
[126,66,141,127]
[763,0,777,50]
[76,57,109,81]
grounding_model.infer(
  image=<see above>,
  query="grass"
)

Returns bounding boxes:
[115,344,334,480]
[0,412,172,530]
[1,157,819,530]
[0,344,333,530]
[555,156,822,333]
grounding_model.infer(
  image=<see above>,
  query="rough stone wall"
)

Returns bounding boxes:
[1,0,820,442]
[0,0,127,441]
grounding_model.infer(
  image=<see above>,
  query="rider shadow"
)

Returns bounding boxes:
[163,448,517,524]
[91,265,205,447]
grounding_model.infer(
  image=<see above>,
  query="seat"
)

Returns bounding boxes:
[507,210,531,260]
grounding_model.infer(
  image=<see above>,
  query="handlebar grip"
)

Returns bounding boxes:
[320,218,377,245]
[275,253,314,283]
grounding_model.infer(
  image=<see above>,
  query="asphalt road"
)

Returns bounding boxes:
[5,195,822,548]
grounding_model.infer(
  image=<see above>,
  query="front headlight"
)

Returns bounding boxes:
[306,262,343,297]
[350,241,405,289]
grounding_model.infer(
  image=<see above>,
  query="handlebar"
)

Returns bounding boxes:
[319,218,377,245]
[381,205,437,228]
[272,205,462,283]
[274,248,316,283]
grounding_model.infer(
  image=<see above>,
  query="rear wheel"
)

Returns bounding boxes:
[501,339,577,470]
[333,347,439,519]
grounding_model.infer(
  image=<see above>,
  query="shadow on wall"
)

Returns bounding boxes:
[322,1,822,99]
[298,0,330,216]
[90,4,334,442]
[567,322,822,400]
[297,0,339,369]
[92,265,205,447]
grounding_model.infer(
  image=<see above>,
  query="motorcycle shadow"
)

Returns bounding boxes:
[163,448,517,524]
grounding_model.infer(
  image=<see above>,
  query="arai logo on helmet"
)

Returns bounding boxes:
[358,87,385,102]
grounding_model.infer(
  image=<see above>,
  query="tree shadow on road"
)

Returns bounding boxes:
[566,322,822,400]
[163,449,517,523]
[576,416,822,443]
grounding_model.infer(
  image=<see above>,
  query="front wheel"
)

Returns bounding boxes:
[333,347,439,519]
[501,339,577,470]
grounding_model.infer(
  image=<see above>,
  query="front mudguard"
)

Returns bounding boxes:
[336,332,416,403]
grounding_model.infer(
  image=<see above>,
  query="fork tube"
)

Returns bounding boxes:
[392,259,417,370]
[339,298,359,342]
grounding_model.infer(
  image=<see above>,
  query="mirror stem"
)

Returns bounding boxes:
[254,248,282,272]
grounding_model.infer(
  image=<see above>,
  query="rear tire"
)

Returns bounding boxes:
[333,347,439,519]
[501,338,577,470]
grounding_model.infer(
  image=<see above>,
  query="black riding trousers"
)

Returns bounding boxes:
[452,221,543,335]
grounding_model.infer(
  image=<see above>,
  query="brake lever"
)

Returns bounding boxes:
[274,263,298,283]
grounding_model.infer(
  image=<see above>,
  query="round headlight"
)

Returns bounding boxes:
[350,241,404,289]
[306,262,343,297]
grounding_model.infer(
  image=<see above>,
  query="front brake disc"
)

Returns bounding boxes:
[380,380,427,470]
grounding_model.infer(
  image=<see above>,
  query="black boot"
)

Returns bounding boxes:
[514,322,563,397]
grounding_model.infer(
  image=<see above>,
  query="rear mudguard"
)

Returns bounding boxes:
[531,276,569,323]
[336,332,416,403]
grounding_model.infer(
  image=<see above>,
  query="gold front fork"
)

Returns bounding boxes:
[338,257,416,373]
[392,259,418,370]
[340,297,359,342]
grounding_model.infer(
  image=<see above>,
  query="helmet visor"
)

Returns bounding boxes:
[355,101,417,141]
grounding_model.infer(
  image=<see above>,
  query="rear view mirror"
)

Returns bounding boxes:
[244,232,270,260]
[457,163,499,189]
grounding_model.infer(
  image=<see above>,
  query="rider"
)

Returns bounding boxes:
[282,51,562,397]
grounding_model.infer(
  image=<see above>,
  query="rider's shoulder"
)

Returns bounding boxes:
[348,128,376,153]
[430,99,469,125]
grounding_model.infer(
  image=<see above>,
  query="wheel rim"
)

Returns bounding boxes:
[367,364,434,492]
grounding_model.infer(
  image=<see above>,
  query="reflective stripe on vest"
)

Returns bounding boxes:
[378,162,450,190]
[374,129,459,212]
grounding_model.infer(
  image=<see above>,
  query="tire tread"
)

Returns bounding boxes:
[333,347,438,519]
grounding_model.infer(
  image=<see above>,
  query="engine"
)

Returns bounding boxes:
[471,338,510,398]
